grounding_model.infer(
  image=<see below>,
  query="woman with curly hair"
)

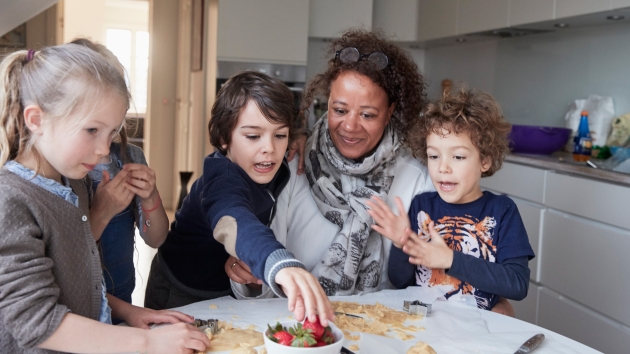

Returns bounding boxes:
[226,29,434,297]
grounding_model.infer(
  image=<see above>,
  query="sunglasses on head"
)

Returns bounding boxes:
[335,47,389,70]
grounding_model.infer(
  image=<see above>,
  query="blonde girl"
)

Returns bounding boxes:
[0,42,209,353]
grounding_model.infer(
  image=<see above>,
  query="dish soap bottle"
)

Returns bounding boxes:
[573,110,592,162]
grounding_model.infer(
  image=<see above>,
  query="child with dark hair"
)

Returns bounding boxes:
[146,71,333,326]
[367,89,535,311]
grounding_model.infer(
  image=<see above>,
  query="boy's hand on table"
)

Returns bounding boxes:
[366,196,410,248]
[276,267,335,327]
[224,256,263,285]
[401,221,454,269]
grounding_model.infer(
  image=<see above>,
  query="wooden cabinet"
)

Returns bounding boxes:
[217,0,309,65]
[538,287,630,354]
[308,0,373,39]
[555,0,611,18]
[457,0,509,34]
[508,0,554,26]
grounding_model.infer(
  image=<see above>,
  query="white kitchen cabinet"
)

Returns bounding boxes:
[613,0,630,9]
[545,171,630,231]
[308,0,373,39]
[511,197,544,282]
[456,0,509,34]
[555,0,611,19]
[372,0,420,42]
[417,0,458,41]
[541,209,630,327]
[538,287,630,354]
[511,282,539,325]
[508,0,554,27]
[479,162,547,204]
[217,0,309,65]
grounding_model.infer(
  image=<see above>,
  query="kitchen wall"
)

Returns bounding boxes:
[424,21,630,127]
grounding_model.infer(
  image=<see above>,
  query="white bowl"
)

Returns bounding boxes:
[263,320,344,354]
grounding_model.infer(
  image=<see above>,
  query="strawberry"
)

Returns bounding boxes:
[289,323,317,347]
[302,316,326,340]
[315,340,328,347]
[273,331,295,346]
[321,327,334,344]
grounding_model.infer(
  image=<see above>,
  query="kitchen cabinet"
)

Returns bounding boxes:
[217,0,309,65]
[482,160,630,353]
[417,0,458,41]
[538,287,630,354]
[545,171,630,231]
[511,283,539,325]
[541,209,630,327]
[511,197,544,282]
[372,0,420,42]
[457,0,509,34]
[479,162,547,204]
[613,0,630,9]
[555,0,611,19]
[308,0,373,39]
[508,0,554,27]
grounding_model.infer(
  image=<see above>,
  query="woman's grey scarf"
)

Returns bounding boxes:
[305,114,401,295]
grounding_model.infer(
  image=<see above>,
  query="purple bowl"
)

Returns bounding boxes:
[509,125,572,155]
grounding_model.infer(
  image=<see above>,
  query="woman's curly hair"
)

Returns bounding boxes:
[407,89,512,177]
[300,29,426,143]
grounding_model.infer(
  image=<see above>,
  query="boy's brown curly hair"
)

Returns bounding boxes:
[300,29,426,142]
[407,89,511,177]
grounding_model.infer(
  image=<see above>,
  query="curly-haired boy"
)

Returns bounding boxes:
[367,89,535,310]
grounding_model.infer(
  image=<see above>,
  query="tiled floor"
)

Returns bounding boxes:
[130,209,175,306]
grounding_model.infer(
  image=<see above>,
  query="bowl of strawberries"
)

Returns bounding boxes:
[264,316,344,354]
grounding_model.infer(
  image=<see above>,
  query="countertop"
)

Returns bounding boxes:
[505,152,630,187]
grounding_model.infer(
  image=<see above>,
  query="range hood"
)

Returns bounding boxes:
[473,28,552,38]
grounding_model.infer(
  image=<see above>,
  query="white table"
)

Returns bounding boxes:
[171,288,601,354]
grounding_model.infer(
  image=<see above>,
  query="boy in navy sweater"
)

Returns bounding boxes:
[147,71,333,325]
[366,89,534,310]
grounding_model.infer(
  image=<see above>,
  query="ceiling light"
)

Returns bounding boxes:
[554,23,569,28]
[455,38,467,43]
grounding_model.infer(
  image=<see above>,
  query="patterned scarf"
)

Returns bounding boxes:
[305,114,401,295]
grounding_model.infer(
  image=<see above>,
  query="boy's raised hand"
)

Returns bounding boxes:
[366,196,409,248]
[401,221,454,269]
[275,267,334,327]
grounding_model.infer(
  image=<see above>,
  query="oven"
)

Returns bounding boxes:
[216,61,305,116]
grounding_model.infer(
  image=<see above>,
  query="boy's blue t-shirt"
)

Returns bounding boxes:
[401,191,534,310]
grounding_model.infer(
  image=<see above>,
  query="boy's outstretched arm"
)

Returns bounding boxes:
[275,267,335,327]
[366,196,410,248]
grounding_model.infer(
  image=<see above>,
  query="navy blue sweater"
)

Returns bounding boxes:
[389,191,535,310]
[160,152,300,293]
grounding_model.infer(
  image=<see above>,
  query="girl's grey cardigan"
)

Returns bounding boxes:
[0,169,103,353]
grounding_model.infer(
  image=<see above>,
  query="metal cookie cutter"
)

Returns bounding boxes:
[194,318,219,334]
[403,300,432,316]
